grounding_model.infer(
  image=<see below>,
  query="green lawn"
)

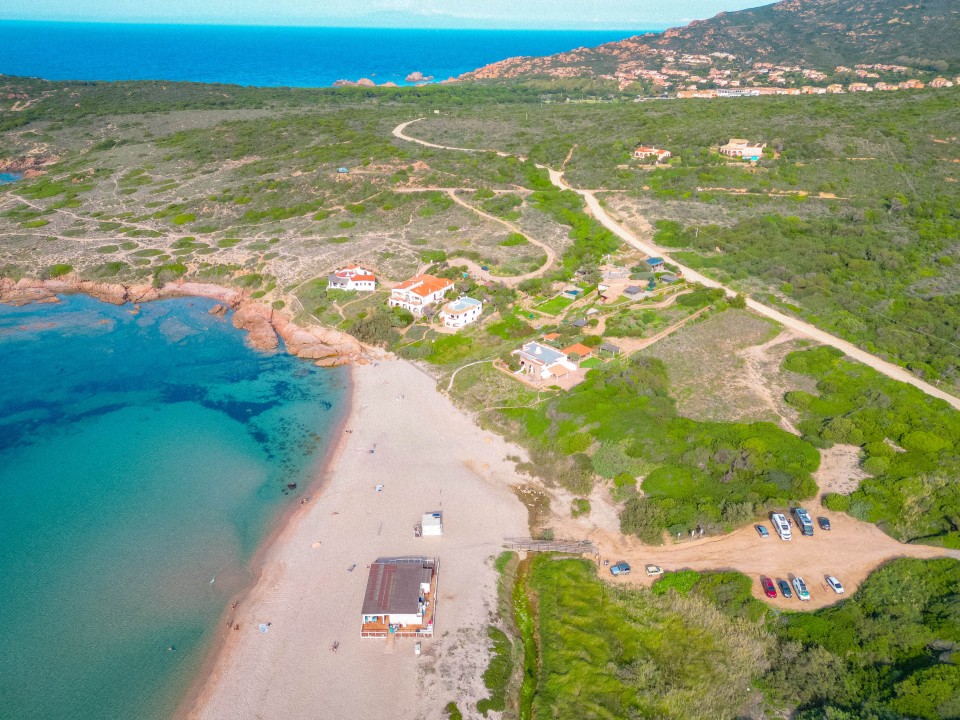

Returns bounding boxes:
[534,295,575,316]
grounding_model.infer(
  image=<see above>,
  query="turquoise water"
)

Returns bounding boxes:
[0,295,347,720]
[0,172,23,184]
[0,22,647,87]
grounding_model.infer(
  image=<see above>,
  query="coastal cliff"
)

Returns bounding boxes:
[0,277,365,367]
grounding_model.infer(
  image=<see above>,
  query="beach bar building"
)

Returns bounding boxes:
[361,557,439,638]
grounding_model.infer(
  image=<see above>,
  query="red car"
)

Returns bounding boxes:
[761,577,777,599]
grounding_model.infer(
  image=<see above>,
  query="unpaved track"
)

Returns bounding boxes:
[392,117,960,410]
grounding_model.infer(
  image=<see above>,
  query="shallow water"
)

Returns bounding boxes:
[0,295,347,720]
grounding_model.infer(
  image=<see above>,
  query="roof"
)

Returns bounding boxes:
[443,296,482,314]
[645,257,665,266]
[542,333,560,341]
[517,341,567,366]
[395,274,454,297]
[549,363,571,377]
[624,285,643,294]
[600,342,621,353]
[563,343,593,357]
[362,557,435,616]
[571,319,588,328]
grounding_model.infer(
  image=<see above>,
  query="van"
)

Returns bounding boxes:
[771,513,792,541]
[792,507,815,537]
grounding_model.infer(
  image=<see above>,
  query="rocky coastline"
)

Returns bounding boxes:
[0,277,366,367]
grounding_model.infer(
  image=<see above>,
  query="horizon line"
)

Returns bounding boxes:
[0,17,668,32]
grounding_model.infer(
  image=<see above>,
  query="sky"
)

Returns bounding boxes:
[0,0,768,30]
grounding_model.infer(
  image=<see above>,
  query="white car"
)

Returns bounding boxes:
[792,576,811,601]
[826,576,844,594]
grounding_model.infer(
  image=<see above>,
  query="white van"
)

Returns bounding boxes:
[771,513,792,541]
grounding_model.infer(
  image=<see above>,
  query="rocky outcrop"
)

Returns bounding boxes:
[231,304,279,351]
[0,277,366,366]
[0,154,59,179]
[405,71,434,83]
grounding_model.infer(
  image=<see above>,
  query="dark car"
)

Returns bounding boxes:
[818,516,831,531]
[755,524,770,538]
[777,579,793,599]
[761,577,777,599]
[610,562,631,576]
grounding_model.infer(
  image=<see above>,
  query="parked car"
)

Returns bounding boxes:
[761,577,777,598]
[777,578,793,599]
[755,524,770,538]
[826,576,845,594]
[818,516,832,531]
[792,576,811,601]
[645,564,664,577]
[610,562,631,576]
[771,513,792,541]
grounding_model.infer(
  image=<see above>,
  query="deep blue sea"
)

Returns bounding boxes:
[0,295,347,720]
[0,22,646,87]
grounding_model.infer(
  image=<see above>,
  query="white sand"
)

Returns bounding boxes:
[187,358,528,720]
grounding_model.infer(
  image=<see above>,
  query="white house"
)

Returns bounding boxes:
[388,274,454,316]
[361,557,438,638]
[719,138,766,161]
[327,265,376,292]
[439,296,483,328]
[512,341,578,381]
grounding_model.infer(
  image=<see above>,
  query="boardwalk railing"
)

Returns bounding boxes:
[504,537,598,556]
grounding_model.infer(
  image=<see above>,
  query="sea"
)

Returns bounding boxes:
[0,295,348,720]
[0,21,646,87]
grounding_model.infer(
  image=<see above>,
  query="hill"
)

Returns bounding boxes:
[461,0,960,87]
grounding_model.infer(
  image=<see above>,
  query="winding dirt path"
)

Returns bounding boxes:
[391,118,960,410]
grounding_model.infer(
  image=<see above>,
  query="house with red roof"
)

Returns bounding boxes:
[389,274,455,316]
[328,265,377,292]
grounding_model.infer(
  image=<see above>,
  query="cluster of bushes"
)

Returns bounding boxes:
[529,189,620,271]
[347,307,413,346]
[499,355,819,540]
[784,346,960,547]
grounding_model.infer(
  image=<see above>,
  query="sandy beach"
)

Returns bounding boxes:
[187,358,528,720]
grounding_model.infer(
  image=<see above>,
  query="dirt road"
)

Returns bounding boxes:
[392,118,959,410]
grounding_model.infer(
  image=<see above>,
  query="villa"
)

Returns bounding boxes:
[512,341,577,381]
[719,138,766,161]
[389,274,454,316]
[327,265,377,292]
[439,296,483,328]
[360,557,438,638]
[633,145,672,163]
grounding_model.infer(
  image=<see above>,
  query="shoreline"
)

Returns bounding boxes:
[0,276,366,366]
[174,362,357,720]
[185,357,529,720]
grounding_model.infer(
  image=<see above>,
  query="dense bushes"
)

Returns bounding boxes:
[762,558,960,719]
[499,355,818,540]
[784,346,960,546]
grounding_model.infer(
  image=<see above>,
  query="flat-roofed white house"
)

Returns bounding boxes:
[388,274,455,316]
[361,557,438,638]
[439,296,483,328]
[327,265,377,292]
[719,138,767,161]
[512,341,578,381]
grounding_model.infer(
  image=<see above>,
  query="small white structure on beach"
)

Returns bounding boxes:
[420,511,443,537]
